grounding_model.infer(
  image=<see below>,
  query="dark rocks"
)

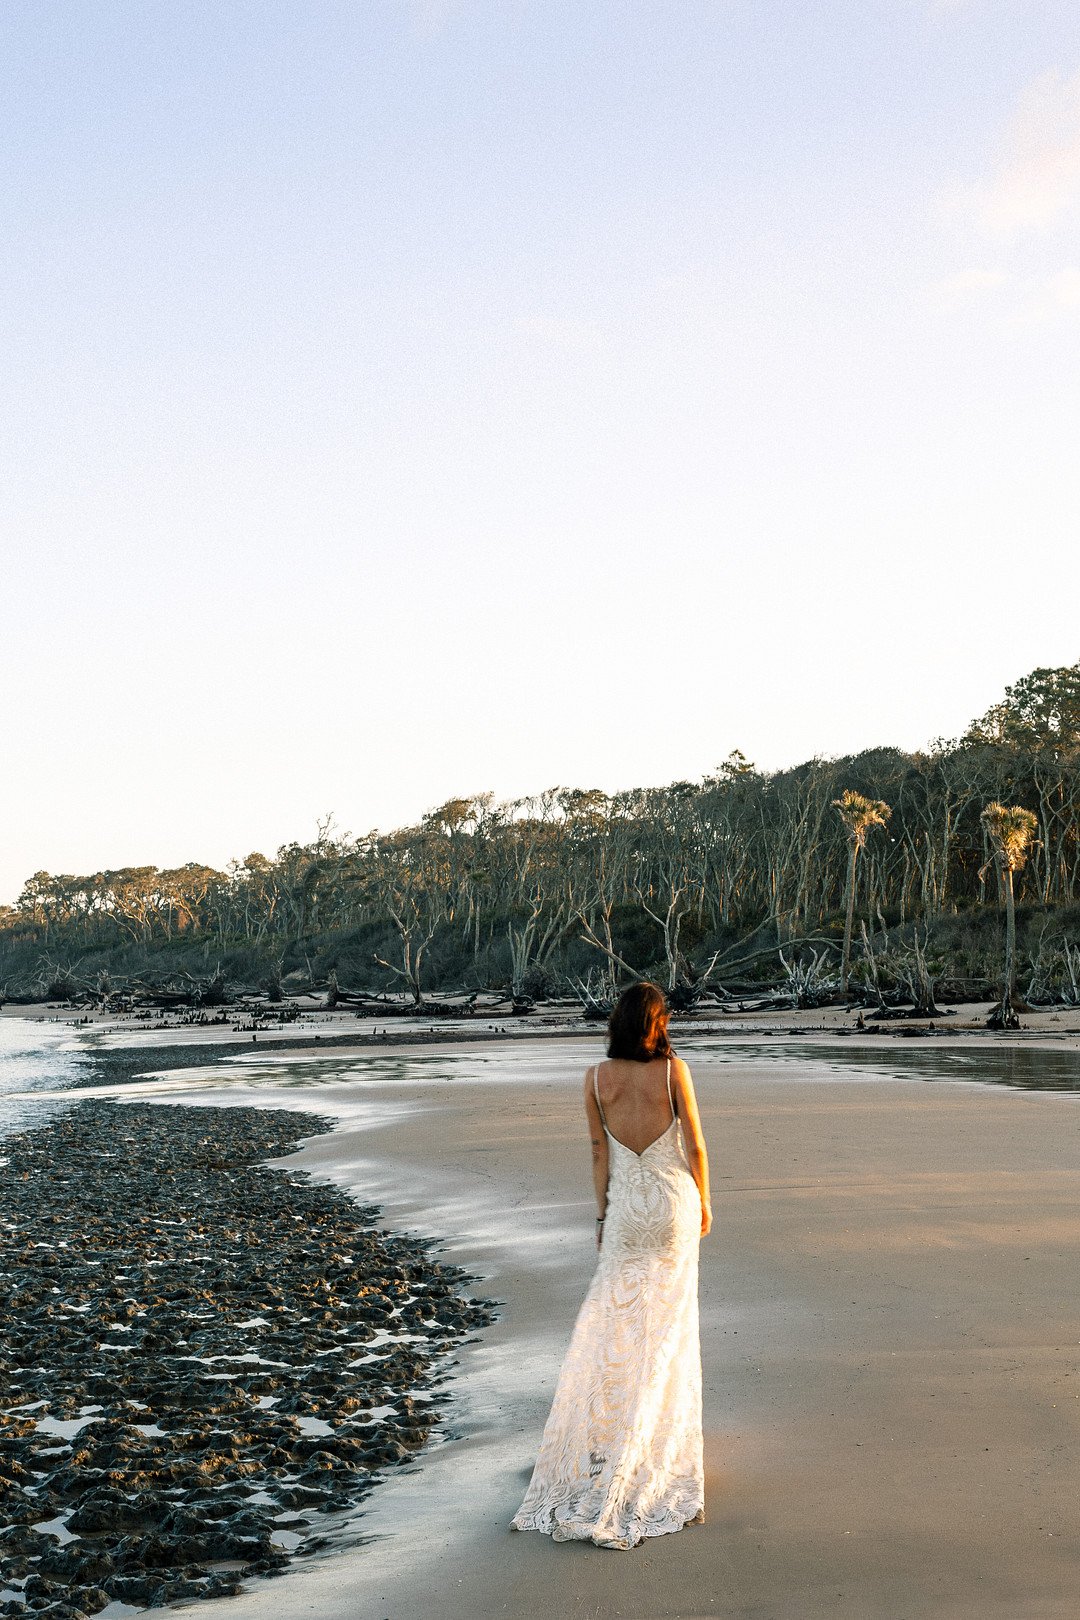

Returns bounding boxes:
[0,1100,494,1616]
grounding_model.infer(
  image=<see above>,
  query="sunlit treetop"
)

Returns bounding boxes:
[965,663,1080,753]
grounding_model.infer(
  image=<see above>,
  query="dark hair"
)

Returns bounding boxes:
[607,981,674,1062]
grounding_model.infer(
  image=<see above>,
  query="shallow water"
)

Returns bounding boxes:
[0,1017,89,1141]
[140,1028,1080,1097]
[6,1020,1080,1146]
[685,1036,1080,1093]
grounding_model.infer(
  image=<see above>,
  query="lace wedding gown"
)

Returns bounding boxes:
[512,1059,704,1549]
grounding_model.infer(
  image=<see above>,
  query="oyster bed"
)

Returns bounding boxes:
[0,1101,494,1617]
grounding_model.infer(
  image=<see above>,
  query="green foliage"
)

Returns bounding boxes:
[966,662,1080,752]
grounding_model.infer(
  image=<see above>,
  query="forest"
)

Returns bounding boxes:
[3,664,1080,1018]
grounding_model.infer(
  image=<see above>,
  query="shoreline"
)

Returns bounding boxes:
[7,998,1080,1092]
[0,1094,493,1619]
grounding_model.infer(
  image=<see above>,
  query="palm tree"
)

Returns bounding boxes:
[833,790,892,994]
[980,802,1039,1028]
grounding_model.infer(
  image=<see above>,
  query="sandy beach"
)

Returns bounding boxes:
[19,1023,1072,1620]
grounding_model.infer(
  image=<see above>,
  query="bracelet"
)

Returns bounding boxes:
[595,1215,605,1225]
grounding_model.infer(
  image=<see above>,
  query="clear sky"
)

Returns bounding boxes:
[4,1,1080,903]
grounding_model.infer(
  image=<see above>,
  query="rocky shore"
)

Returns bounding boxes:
[0,1100,494,1618]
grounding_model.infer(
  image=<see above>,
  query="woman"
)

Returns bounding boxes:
[512,981,711,1549]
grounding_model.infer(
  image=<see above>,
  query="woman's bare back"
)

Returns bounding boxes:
[593,1056,682,1155]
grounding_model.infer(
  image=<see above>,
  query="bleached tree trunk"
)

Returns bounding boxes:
[841,838,859,993]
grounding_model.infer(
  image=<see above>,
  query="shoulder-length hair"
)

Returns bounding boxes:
[607,981,673,1062]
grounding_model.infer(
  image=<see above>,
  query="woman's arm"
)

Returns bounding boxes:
[672,1057,712,1236]
[584,1069,610,1246]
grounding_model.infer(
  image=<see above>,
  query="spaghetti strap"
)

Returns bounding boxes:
[666,1057,676,1123]
[592,1064,609,1131]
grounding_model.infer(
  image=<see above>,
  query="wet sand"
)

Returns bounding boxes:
[71,1034,1080,1620]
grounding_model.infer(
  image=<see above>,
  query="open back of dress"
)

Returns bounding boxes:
[511,1059,704,1549]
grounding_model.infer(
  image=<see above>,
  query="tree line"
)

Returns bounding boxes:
[3,664,1079,1012]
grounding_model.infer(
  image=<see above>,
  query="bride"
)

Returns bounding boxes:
[512,981,712,1549]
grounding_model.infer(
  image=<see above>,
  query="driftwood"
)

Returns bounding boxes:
[868,1004,955,1022]
[121,987,195,1010]
[986,990,1025,1030]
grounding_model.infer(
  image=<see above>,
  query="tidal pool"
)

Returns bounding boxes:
[685,1036,1080,1093]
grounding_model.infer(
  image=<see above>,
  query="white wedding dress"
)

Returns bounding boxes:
[512,1059,704,1549]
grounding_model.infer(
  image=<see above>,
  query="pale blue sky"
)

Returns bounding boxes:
[4,1,1080,901]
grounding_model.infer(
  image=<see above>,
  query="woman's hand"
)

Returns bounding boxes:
[700,1203,712,1237]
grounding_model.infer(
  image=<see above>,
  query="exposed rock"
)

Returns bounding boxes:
[0,1101,494,1615]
